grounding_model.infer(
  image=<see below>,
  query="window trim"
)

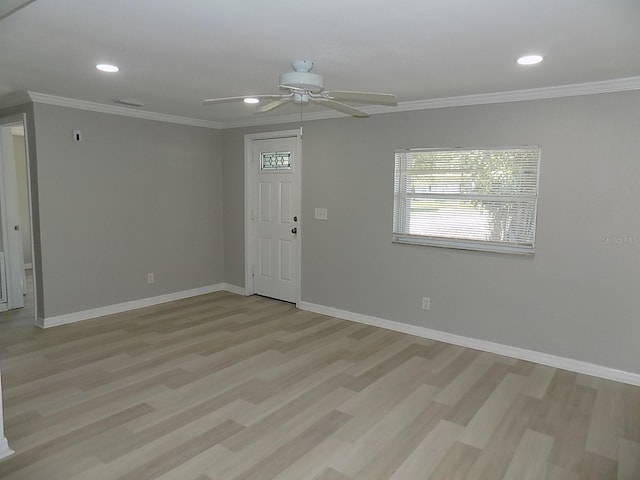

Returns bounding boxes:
[392,146,541,255]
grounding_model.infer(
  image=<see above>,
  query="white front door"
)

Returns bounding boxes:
[249,135,300,303]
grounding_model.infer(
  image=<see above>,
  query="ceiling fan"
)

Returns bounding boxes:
[203,60,398,118]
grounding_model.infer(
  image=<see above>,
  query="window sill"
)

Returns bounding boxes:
[392,235,535,255]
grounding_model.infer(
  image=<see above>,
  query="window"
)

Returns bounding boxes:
[261,151,292,171]
[393,146,540,254]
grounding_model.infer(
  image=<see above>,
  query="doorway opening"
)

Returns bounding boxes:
[0,114,36,328]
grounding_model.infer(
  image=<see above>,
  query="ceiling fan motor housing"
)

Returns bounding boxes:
[280,71,324,93]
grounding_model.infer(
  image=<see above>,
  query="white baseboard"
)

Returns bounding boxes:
[38,288,638,386]
[220,283,247,296]
[41,283,245,328]
[0,438,14,461]
[298,301,640,387]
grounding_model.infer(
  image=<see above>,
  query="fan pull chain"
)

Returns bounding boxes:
[299,101,303,139]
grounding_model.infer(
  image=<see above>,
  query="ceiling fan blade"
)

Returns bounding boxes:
[315,99,370,118]
[323,91,398,106]
[203,94,283,105]
[257,98,292,113]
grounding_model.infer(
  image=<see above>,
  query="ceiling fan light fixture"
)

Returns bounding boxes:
[243,97,260,104]
[293,92,310,104]
[517,54,543,65]
[96,63,119,73]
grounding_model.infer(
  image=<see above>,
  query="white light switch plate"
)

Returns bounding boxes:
[314,208,328,220]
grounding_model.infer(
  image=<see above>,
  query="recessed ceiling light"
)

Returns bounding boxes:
[517,55,543,66]
[96,63,119,73]
[243,97,260,104]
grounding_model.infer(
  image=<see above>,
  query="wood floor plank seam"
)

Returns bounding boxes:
[0,291,638,479]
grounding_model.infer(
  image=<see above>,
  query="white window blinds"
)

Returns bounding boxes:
[393,147,540,254]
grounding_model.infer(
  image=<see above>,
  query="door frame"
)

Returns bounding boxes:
[0,113,37,319]
[244,129,302,304]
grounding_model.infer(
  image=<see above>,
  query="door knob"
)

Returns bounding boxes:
[291,227,297,234]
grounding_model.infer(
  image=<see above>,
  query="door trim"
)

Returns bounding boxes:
[244,129,301,303]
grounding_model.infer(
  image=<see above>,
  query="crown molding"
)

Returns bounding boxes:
[26,92,222,129]
[0,0,35,21]
[220,76,640,129]
[379,75,640,115]
[5,76,638,131]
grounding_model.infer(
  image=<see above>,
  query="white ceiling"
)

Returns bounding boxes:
[1,0,639,126]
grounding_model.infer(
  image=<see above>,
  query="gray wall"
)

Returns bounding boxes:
[222,90,640,374]
[32,104,224,317]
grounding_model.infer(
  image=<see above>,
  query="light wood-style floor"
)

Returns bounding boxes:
[0,291,639,480]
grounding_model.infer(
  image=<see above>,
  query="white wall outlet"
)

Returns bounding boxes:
[147,273,154,284]
[314,208,328,220]
[422,296,431,310]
